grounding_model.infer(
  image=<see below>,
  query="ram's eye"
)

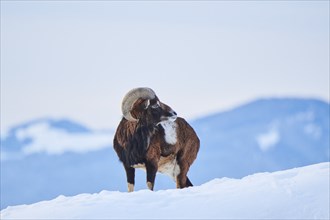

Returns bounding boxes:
[151,101,160,109]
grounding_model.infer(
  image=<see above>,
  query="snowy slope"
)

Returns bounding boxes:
[1,163,329,219]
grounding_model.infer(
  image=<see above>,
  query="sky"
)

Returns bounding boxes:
[1,1,329,132]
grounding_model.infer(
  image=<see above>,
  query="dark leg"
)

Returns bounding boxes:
[145,161,158,190]
[175,151,191,188]
[124,165,135,192]
[186,177,193,187]
[176,167,189,188]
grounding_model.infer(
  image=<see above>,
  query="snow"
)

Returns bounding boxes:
[15,122,113,155]
[1,162,329,219]
[256,128,280,152]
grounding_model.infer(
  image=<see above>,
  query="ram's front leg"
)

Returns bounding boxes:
[124,165,135,192]
[145,160,158,190]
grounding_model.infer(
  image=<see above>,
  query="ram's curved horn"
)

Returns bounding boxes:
[121,87,156,121]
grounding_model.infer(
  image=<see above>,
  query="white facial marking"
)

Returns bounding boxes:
[159,120,177,145]
[151,101,160,109]
[168,113,177,122]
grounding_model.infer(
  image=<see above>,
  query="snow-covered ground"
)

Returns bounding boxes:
[1,162,329,219]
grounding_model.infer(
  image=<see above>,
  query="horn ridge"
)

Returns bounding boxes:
[121,87,156,121]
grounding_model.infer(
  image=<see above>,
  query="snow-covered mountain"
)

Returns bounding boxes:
[1,162,329,219]
[1,98,329,210]
[190,98,329,181]
[1,118,113,157]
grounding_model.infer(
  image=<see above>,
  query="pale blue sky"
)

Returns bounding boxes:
[1,1,329,131]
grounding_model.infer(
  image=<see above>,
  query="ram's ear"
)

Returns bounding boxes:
[144,99,150,109]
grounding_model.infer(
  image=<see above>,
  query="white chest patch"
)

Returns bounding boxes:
[159,120,177,145]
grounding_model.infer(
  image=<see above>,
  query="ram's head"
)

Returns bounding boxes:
[121,87,177,124]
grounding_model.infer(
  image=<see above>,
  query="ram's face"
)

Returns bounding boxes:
[158,102,177,122]
[131,97,177,125]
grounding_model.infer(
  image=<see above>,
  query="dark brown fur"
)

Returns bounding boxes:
[113,98,200,191]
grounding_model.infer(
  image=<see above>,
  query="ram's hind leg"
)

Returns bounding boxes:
[176,165,190,188]
[124,165,135,192]
[176,175,193,188]
[176,151,194,188]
